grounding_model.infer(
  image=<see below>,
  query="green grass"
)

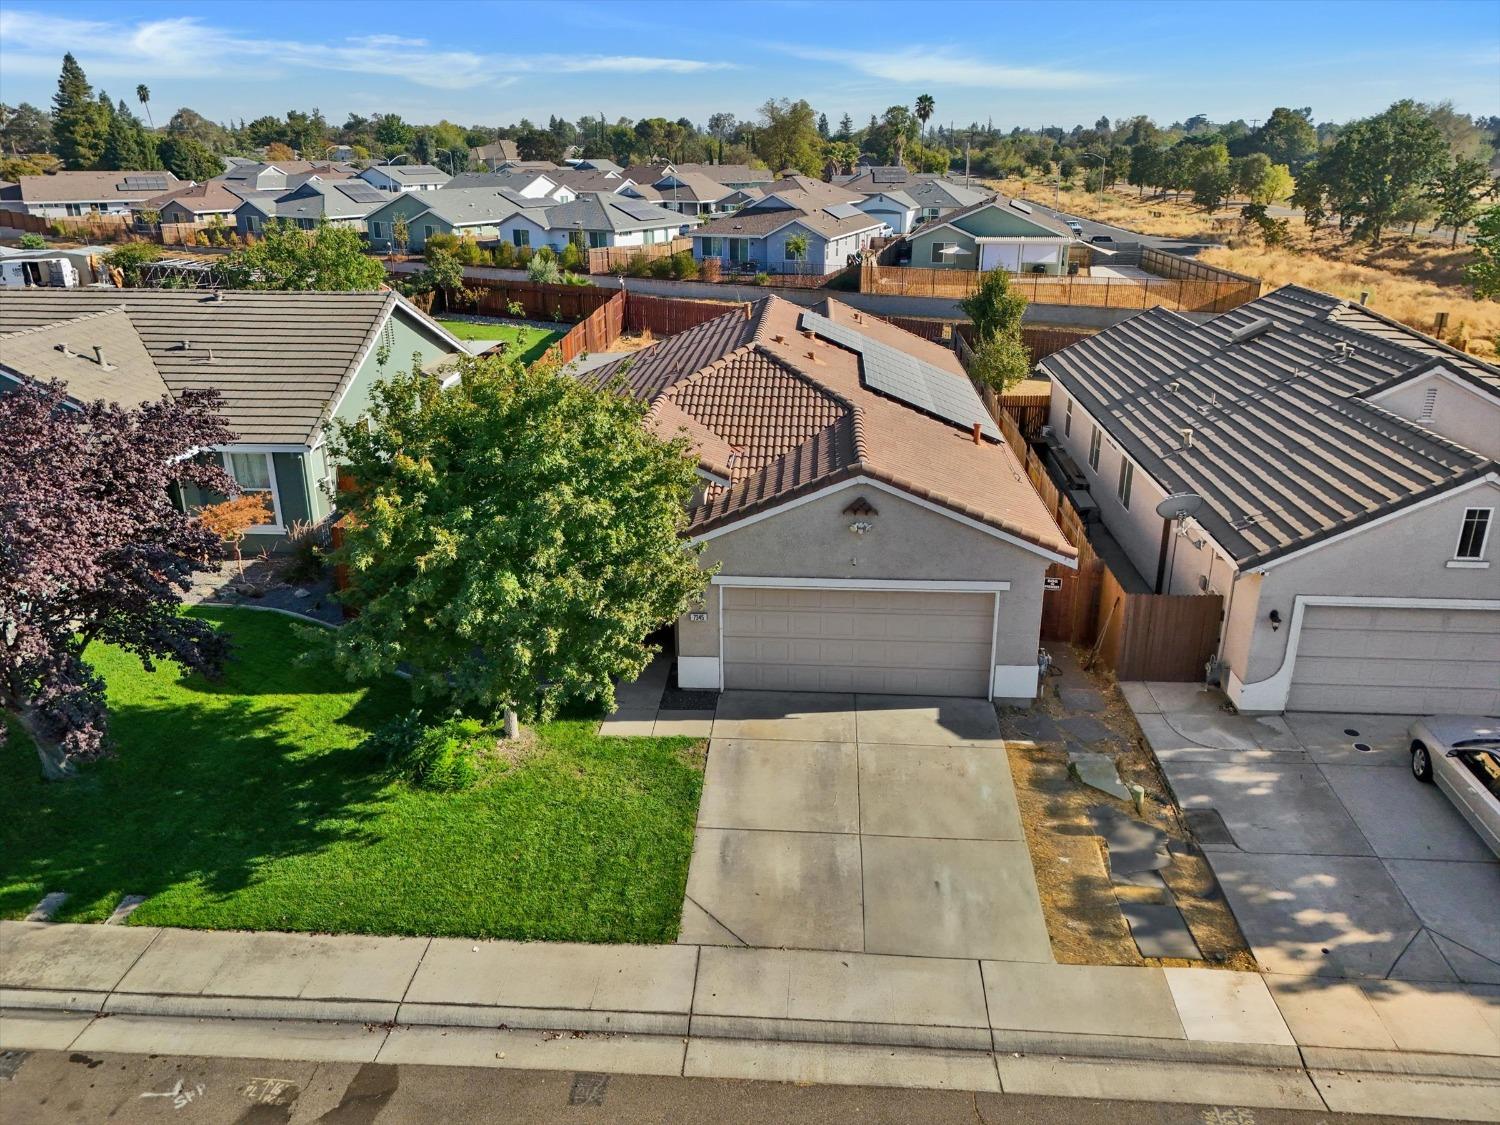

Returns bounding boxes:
[0,608,703,943]
[437,318,563,365]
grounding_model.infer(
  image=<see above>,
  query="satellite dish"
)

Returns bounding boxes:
[1156,493,1204,520]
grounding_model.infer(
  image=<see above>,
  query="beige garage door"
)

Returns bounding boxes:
[1286,604,1500,714]
[721,586,994,697]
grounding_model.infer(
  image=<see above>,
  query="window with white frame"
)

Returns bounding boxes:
[1455,507,1492,560]
[1064,396,1073,437]
[370,221,385,239]
[512,228,530,247]
[588,230,608,248]
[1088,425,1102,470]
[1117,459,1134,509]
[65,203,83,217]
[930,241,951,264]
[222,451,281,529]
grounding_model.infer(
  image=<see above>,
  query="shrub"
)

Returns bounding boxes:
[648,255,674,279]
[754,272,770,286]
[559,240,586,273]
[18,233,46,249]
[363,712,483,791]
[491,240,515,269]
[282,519,329,585]
[624,251,651,278]
[425,232,461,262]
[507,299,525,317]
[561,272,592,286]
[670,250,698,280]
[527,254,562,284]
[515,245,533,268]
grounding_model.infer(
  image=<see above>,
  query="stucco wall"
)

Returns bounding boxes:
[1235,477,1500,687]
[675,481,1054,681]
[365,193,437,251]
[1373,371,1500,461]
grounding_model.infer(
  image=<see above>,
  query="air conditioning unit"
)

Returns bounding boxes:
[1039,424,1054,438]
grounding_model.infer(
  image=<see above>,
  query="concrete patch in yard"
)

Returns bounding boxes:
[597,711,658,737]
[104,896,146,925]
[1087,805,1170,874]
[650,711,714,737]
[861,836,1051,962]
[1120,903,1201,960]
[1163,968,1295,1045]
[857,744,1021,840]
[1067,751,1129,800]
[23,894,68,923]
[999,712,1064,744]
[696,740,858,834]
[981,961,1184,1040]
[1057,686,1107,713]
[684,1037,999,1091]
[683,828,864,952]
[1057,715,1122,744]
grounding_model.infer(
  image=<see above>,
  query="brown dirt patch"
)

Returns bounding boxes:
[1004,648,1257,972]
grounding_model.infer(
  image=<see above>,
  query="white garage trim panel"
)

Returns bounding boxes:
[1230,596,1500,715]
[718,585,1000,698]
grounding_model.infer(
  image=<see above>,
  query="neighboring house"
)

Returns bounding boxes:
[571,158,623,174]
[0,171,182,218]
[234,179,390,237]
[144,181,247,224]
[837,170,990,233]
[444,171,570,201]
[644,171,737,216]
[365,187,536,252]
[906,195,1073,273]
[0,288,466,551]
[470,140,519,170]
[578,296,1074,700]
[218,161,357,193]
[1038,284,1500,715]
[547,169,632,197]
[689,187,886,275]
[493,194,694,252]
[357,164,451,193]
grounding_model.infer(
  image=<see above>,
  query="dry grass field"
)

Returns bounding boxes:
[994,176,1498,359]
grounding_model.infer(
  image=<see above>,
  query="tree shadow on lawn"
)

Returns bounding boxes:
[1,678,403,925]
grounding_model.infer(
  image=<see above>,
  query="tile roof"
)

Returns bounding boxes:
[1037,284,1500,567]
[366,164,450,184]
[146,180,247,215]
[547,169,630,194]
[916,194,1074,239]
[653,171,735,202]
[674,163,776,185]
[444,171,554,193]
[470,140,519,162]
[413,187,534,225]
[2,170,182,204]
[0,308,169,405]
[0,289,452,444]
[579,297,1071,556]
[542,194,690,232]
[689,192,885,241]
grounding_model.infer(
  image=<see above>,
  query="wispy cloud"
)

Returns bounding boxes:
[769,43,1115,89]
[0,10,732,92]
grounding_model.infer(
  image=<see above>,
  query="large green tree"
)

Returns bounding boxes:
[51,53,109,169]
[755,98,822,176]
[960,270,1031,393]
[157,135,221,181]
[325,354,708,723]
[1309,100,1449,245]
[1251,107,1318,170]
[218,220,387,290]
[1425,155,1498,247]
[1465,205,1500,299]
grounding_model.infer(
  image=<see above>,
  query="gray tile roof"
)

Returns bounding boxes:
[366,164,450,185]
[691,192,885,241]
[444,171,554,193]
[0,289,451,444]
[414,187,534,226]
[0,308,168,405]
[1037,285,1500,567]
[543,194,691,232]
[2,170,182,204]
[914,194,1074,239]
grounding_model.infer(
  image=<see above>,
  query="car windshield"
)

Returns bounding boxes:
[1454,739,1500,751]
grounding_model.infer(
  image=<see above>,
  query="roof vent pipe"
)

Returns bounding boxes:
[55,342,71,356]
[971,421,982,445]
[1358,291,1369,306]
[93,346,108,368]
[1179,426,1195,450]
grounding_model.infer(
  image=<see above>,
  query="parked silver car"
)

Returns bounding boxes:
[1410,717,1500,857]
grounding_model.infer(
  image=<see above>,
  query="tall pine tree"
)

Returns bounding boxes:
[52,54,109,168]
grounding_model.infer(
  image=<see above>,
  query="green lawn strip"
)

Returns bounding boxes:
[0,607,703,943]
[436,319,563,365]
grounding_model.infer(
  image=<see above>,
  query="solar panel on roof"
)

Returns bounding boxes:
[872,167,906,184]
[800,312,999,440]
[337,183,386,203]
[121,175,169,190]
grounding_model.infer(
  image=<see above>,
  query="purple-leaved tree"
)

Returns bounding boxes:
[1,377,237,779]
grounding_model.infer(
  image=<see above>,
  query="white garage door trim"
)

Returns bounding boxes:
[694,576,1029,698]
[1228,595,1500,713]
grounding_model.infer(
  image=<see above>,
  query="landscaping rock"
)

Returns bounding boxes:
[1004,713,1064,744]
[25,892,69,922]
[1121,901,1202,959]
[1058,715,1124,744]
[104,895,146,925]
[1088,805,1172,874]
[1068,751,1130,800]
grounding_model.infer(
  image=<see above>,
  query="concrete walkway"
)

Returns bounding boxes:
[1125,682,1500,986]
[4,920,1498,1117]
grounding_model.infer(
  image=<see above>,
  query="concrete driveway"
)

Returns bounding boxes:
[679,692,1052,962]
[1126,683,1500,985]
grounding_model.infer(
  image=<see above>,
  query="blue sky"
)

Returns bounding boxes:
[1,1,1496,129]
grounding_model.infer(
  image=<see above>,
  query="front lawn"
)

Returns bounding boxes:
[437,318,563,365]
[0,608,703,943]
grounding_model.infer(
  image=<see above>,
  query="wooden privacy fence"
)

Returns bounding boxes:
[860,259,1261,313]
[0,209,133,242]
[547,290,625,365]
[587,237,691,275]
[989,404,1223,682]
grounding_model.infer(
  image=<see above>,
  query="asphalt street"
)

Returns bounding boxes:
[0,1047,1457,1125]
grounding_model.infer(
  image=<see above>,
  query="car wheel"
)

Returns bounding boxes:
[1411,742,1434,783]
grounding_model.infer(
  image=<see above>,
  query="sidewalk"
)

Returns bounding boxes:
[3,921,1497,1118]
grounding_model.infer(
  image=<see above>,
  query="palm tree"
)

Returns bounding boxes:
[915,94,936,140]
[136,85,153,129]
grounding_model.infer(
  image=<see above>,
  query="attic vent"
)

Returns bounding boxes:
[54,342,72,357]
[1165,380,1182,394]
[1179,426,1195,450]
[1419,386,1438,422]
[1227,317,1272,345]
[1331,341,1354,363]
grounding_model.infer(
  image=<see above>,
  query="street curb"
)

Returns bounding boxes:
[100,992,399,1025]
[688,1013,991,1052]
[397,1002,689,1037]
[990,1028,1304,1069]
[0,987,107,1014]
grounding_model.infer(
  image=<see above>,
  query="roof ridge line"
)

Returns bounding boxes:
[0,304,131,339]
